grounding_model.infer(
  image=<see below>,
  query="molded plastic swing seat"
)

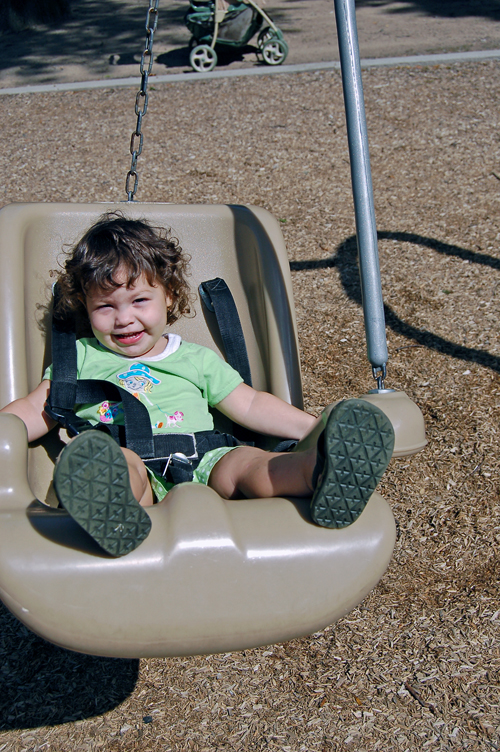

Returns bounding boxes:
[0,202,396,658]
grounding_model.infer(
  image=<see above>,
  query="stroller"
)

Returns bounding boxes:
[185,0,288,72]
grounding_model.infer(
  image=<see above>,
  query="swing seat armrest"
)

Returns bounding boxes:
[0,413,37,510]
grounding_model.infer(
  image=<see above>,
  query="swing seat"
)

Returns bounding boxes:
[0,202,396,658]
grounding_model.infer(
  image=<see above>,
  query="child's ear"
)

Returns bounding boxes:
[164,289,173,308]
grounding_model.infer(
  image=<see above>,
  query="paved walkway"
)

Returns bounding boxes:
[2,48,500,96]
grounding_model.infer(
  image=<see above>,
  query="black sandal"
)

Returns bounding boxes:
[311,399,395,528]
[54,430,152,556]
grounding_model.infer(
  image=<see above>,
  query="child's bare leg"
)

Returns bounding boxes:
[209,399,395,530]
[121,447,154,507]
[208,446,316,500]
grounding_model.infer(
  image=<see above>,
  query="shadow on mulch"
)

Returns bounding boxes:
[290,231,500,374]
[0,0,188,81]
[156,43,260,71]
[0,602,139,731]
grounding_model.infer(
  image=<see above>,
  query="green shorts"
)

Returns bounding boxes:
[146,445,239,502]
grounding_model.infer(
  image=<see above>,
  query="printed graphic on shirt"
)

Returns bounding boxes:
[116,362,185,432]
[97,401,123,424]
[117,362,161,394]
[155,411,184,430]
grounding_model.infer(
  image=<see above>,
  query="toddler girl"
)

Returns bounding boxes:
[0,213,395,557]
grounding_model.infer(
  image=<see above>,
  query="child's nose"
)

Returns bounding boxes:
[115,306,134,326]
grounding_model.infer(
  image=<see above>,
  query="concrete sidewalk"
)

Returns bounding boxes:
[2,49,500,96]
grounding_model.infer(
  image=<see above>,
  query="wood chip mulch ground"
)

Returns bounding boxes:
[0,60,499,751]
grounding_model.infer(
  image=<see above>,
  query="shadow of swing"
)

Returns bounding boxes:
[0,599,139,730]
[290,231,500,375]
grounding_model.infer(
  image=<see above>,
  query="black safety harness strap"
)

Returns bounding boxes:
[198,279,296,454]
[198,277,252,387]
[47,286,89,436]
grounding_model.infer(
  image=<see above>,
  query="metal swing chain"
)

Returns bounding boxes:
[125,0,159,202]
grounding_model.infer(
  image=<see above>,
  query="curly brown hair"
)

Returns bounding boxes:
[53,212,192,326]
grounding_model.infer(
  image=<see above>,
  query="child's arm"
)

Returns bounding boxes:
[215,383,318,440]
[0,380,57,442]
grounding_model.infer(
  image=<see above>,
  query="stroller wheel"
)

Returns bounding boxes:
[257,27,276,50]
[262,38,288,66]
[190,44,218,72]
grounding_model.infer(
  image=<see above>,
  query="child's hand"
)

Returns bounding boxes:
[215,383,317,440]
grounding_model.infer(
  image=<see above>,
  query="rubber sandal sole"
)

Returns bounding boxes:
[310,399,395,528]
[53,430,152,557]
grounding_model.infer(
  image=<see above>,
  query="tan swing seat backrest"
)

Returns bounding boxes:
[0,202,396,659]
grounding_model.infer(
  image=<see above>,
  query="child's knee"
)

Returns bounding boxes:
[122,447,146,475]
[121,447,153,506]
[208,447,268,500]
[207,450,239,499]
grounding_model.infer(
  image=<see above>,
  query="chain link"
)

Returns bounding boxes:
[125,0,159,202]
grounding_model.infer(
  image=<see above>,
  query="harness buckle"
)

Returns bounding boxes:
[144,440,199,481]
[162,453,193,477]
[44,401,95,438]
[180,433,198,460]
[145,452,195,484]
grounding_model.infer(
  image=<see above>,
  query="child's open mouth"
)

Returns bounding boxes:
[114,331,144,345]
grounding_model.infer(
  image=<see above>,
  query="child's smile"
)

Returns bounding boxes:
[115,331,146,345]
[85,270,171,358]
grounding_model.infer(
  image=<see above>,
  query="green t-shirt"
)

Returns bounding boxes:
[43,335,243,434]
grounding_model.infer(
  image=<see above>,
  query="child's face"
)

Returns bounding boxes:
[85,269,171,359]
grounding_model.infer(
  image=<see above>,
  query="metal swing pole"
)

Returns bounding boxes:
[332,0,427,456]
[334,0,388,389]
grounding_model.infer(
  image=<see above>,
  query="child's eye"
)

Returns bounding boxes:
[134,297,149,304]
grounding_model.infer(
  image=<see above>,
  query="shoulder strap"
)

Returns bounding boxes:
[48,284,77,404]
[198,277,253,387]
[45,284,83,432]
